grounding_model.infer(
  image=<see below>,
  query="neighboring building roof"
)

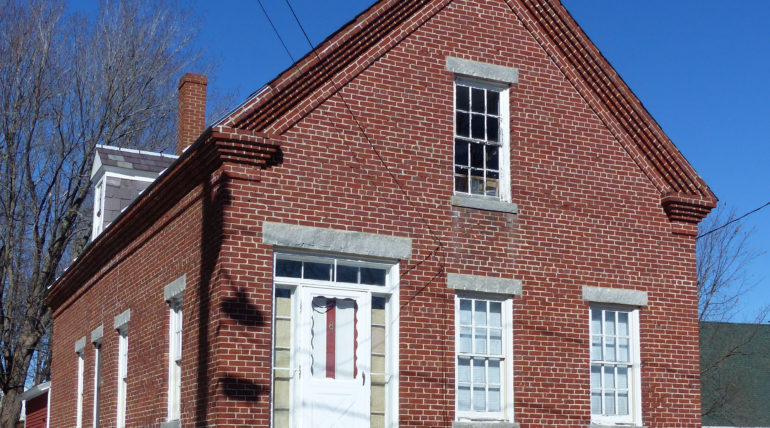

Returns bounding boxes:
[91,145,177,179]
[701,322,770,427]
[20,381,50,401]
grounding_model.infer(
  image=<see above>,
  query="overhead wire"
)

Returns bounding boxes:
[696,201,770,240]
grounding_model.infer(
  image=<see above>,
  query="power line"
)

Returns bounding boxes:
[256,0,296,63]
[696,200,770,240]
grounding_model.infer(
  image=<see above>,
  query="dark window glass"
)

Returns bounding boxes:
[487,91,499,115]
[455,167,469,193]
[470,169,484,195]
[372,296,386,310]
[455,139,469,166]
[275,259,301,278]
[471,88,485,113]
[337,265,358,283]
[486,145,499,170]
[487,116,499,142]
[456,85,470,111]
[275,288,291,298]
[304,262,331,281]
[471,114,485,139]
[456,112,470,137]
[470,143,484,168]
[360,267,386,286]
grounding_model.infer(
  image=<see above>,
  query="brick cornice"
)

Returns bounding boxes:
[46,128,282,313]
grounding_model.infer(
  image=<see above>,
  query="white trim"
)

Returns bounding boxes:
[116,331,128,428]
[452,77,511,203]
[589,305,642,426]
[76,351,85,428]
[92,343,102,428]
[167,300,182,422]
[272,252,400,428]
[454,293,514,423]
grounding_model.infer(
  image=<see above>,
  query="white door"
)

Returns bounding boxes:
[299,287,371,428]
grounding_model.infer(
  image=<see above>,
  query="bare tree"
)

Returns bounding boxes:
[697,204,766,421]
[0,0,202,424]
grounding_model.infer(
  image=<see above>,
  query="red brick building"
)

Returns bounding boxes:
[46,0,716,426]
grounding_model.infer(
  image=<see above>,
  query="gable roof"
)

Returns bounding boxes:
[700,322,770,427]
[221,0,716,224]
[92,145,177,179]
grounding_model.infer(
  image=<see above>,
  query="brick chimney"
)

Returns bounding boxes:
[177,73,207,155]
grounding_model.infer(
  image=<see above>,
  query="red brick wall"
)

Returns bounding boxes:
[50,0,702,426]
[24,393,48,428]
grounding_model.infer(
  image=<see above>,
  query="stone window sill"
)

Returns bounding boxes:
[160,420,181,428]
[453,422,519,428]
[451,194,518,214]
[589,424,646,428]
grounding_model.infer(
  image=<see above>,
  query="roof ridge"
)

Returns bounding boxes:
[97,144,179,159]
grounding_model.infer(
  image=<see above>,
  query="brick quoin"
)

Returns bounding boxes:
[47,0,715,427]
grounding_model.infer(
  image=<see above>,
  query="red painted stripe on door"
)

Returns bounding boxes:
[326,299,336,379]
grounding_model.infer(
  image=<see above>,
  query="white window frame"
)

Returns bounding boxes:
[116,329,128,428]
[167,299,183,422]
[92,342,102,428]
[91,177,105,239]
[271,251,400,428]
[76,350,85,428]
[454,292,514,422]
[453,77,511,203]
[589,305,642,426]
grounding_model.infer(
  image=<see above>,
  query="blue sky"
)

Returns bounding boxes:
[72,0,770,320]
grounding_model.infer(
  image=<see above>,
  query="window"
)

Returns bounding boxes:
[76,350,84,428]
[455,295,513,422]
[167,300,183,421]
[590,306,641,425]
[116,330,128,428]
[93,343,102,428]
[454,78,510,201]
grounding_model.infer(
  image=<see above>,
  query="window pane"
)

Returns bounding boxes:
[618,392,629,415]
[488,387,501,412]
[474,328,487,354]
[618,338,630,362]
[455,139,469,166]
[458,385,471,411]
[488,359,500,384]
[489,302,502,327]
[487,116,499,142]
[489,328,502,355]
[361,267,386,286]
[460,327,472,353]
[603,366,615,389]
[487,91,499,115]
[470,169,484,195]
[459,300,472,325]
[486,145,499,171]
[456,112,470,137]
[590,365,601,388]
[470,142,484,169]
[618,312,629,336]
[336,265,358,283]
[473,386,486,410]
[591,310,602,334]
[591,391,602,415]
[471,114,485,139]
[471,88,485,113]
[605,336,616,361]
[458,357,471,382]
[604,392,615,415]
[304,262,331,280]
[456,85,470,111]
[275,259,301,278]
[617,366,628,389]
[455,167,469,193]
[605,311,616,335]
[591,335,602,361]
[474,300,487,326]
[472,358,485,383]
[485,174,498,197]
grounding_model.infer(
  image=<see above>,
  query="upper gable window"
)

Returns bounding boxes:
[454,78,510,202]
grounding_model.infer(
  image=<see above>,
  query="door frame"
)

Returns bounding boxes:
[271,251,400,428]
